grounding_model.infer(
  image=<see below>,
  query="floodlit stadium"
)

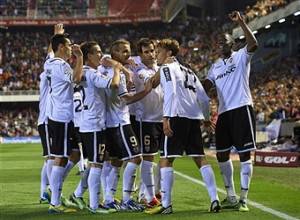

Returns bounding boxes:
[0,0,299,219]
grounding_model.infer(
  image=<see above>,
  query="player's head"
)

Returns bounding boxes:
[137,38,156,66]
[51,33,72,60]
[80,41,102,68]
[157,38,179,65]
[217,33,235,58]
[110,39,131,64]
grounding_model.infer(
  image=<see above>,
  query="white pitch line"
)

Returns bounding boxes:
[174,170,299,220]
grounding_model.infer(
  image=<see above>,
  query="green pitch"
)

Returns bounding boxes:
[0,143,299,220]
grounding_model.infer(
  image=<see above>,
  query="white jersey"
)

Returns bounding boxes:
[44,57,74,123]
[79,65,112,132]
[128,56,142,117]
[73,85,82,128]
[207,46,253,115]
[38,72,49,125]
[134,63,163,122]
[101,66,130,127]
[160,60,210,120]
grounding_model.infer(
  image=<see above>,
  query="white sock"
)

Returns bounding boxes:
[200,165,219,202]
[47,159,55,184]
[240,160,253,202]
[218,159,236,198]
[78,159,85,172]
[141,160,155,202]
[105,166,120,203]
[122,162,138,203]
[88,167,102,210]
[154,164,161,195]
[62,160,75,181]
[74,167,90,198]
[40,161,48,198]
[50,165,65,206]
[138,182,146,202]
[160,167,174,208]
[101,161,112,201]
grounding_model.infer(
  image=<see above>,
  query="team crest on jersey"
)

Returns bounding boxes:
[102,71,108,76]
[229,57,233,63]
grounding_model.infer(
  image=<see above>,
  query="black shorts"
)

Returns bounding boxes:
[106,124,141,161]
[38,123,50,157]
[160,117,205,158]
[48,119,74,157]
[216,105,256,153]
[136,120,163,155]
[130,115,139,136]
[81,131,106,164]
[71,127,82,151]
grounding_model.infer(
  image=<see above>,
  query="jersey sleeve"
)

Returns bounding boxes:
[238,45,254,64]
[118,74,128,97]
[160,65,176,117]
[91,70,112,89]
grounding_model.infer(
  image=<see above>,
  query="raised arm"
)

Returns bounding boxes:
[47,23,65,54]
[72,45,83,83]
[229,11,258,52]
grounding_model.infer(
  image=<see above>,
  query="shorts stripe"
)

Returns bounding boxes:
[45,124,50,156]
[216,146,232,153]
[139,119,143,154]
[64,123,68,157]
[164,136,168,158]
[120,125,132,158]
[93,131,97,163]
[246,106,256,150]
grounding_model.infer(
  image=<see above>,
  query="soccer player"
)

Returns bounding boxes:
[44,33,83,213]
[133,38,163,207]
[102,39,152,211]
[146,38,220,214]
[203,11,258,212]
[71,41,121,214]
[38,23,64,204]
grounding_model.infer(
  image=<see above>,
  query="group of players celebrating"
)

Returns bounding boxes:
[38,11,258,215]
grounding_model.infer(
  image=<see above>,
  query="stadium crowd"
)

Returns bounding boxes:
[244,0,289,22]
[0,107,38,137]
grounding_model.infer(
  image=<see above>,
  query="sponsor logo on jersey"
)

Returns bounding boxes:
[215,64,236,80]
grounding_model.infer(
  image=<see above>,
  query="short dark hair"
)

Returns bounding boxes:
[137,38,155,53]
[158,38,180,56]
[80,41,99,63]
[51,33,70,53]
[110,39,130,54]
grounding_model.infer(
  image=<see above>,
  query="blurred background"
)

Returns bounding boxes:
[0,0,299,162]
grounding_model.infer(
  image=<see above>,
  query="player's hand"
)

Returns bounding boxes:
[203,120,216,133]
[125,59,138,69]
[54,23,64,35]
[126,77,134,92]
[72,44,83,57]
[163,118,173,137]
[229,11,243,23]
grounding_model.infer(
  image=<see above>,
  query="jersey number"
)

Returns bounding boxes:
[180,65,196,93]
